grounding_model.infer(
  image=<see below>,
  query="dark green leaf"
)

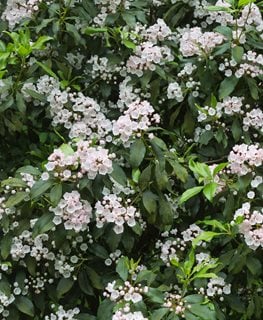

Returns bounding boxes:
[32,213,54,237]
[130,139,146,168]
[56,278,74,298]
[143,191,158,214]
[232,46,244,63]
[219,76,239,100]
[116,256,129,281]
[15,297,35,317]
[50,184,62,206]
[97,300,114,320]
[30,179,53,199]
[5,192,27,208]
[110,163,127,186]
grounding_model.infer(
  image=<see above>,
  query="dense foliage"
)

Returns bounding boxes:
[0,0,262,319]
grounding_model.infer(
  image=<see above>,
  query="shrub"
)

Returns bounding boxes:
[0,0,262,319]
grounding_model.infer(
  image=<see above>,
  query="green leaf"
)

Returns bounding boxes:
[232,46,244,63]
[203,182,218,202]
[76,314,96,320]
[179,186,204,204]
[5,192,27,208]
[145,288,164,304]
[246,77,259,100]
[78,270,94,296]
[0,96,14,112]
[65,23,82,43]
[225,295,246,313]
[36,61,58,79]
[139,165,152,189]
[50,184,62,206]
[246,256,262,275]
[135,270,156,286]
[23,89,46,102]
[16,166,40,176]
[15,296,35,317]
[85,27,108,35]
[184,311,199,320]
[56,278,74,298]
[219,76,239,100]
[154,163,169,190]
[60,143,75,156]
[30,179,53,199]
[189,303,217,320]
[201,220,228,232]
[85,267,103,289]
[159,197,173,225]
[184,249,195,275]
[35,18,54,33]
[132,168,141,183]
[116,256,129,281]
[1,234,12,259]
[192,272,218,280]
[189,159,212,180]
[150,308,169,320]
[206,6,231,11]
[238,0,255,7]
[130,139,146,168]
[143,191,158,214]
[231,118,242,142]
[192,231,224,247]
[110,163,127,186]
[214,26,233,40]
[97,300,114,320]
[32,213,55,237]
[31,36,53,50]
[1,177,27,188]
[184,295,204,304]
[122,13,136,26]
[16,92,26,113]
[213,163,228,176]
[168,159,188,183]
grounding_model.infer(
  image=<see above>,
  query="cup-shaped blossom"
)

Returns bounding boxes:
[50,191,92,232]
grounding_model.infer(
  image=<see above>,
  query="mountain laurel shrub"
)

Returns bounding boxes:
[0,0,262,319]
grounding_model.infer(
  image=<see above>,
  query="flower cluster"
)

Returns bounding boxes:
[167,82,184,102]
[205,277,231,299]
[112,310,148,320]
[228,144,263,176]
[50,191,92,232]
[113,99,160,145]
[179,27,225,57]
[77,142,114,179]
[219,52,263,79]
[126,42,173,77]
[103,280,148,303]
[2,0,42,29]
[243,108,263,132]
[156,225,203,266]
[0,290,15,319]
[93,0,132,26]
[142,19,172,43]
[23,76,113,142]
[95,193,141,234]
[86,55,124,82]
[10,229,54,261]
[233,202,263,250]
[44,306,80,320]
[45,142,114,181]
[163,290,186,316]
